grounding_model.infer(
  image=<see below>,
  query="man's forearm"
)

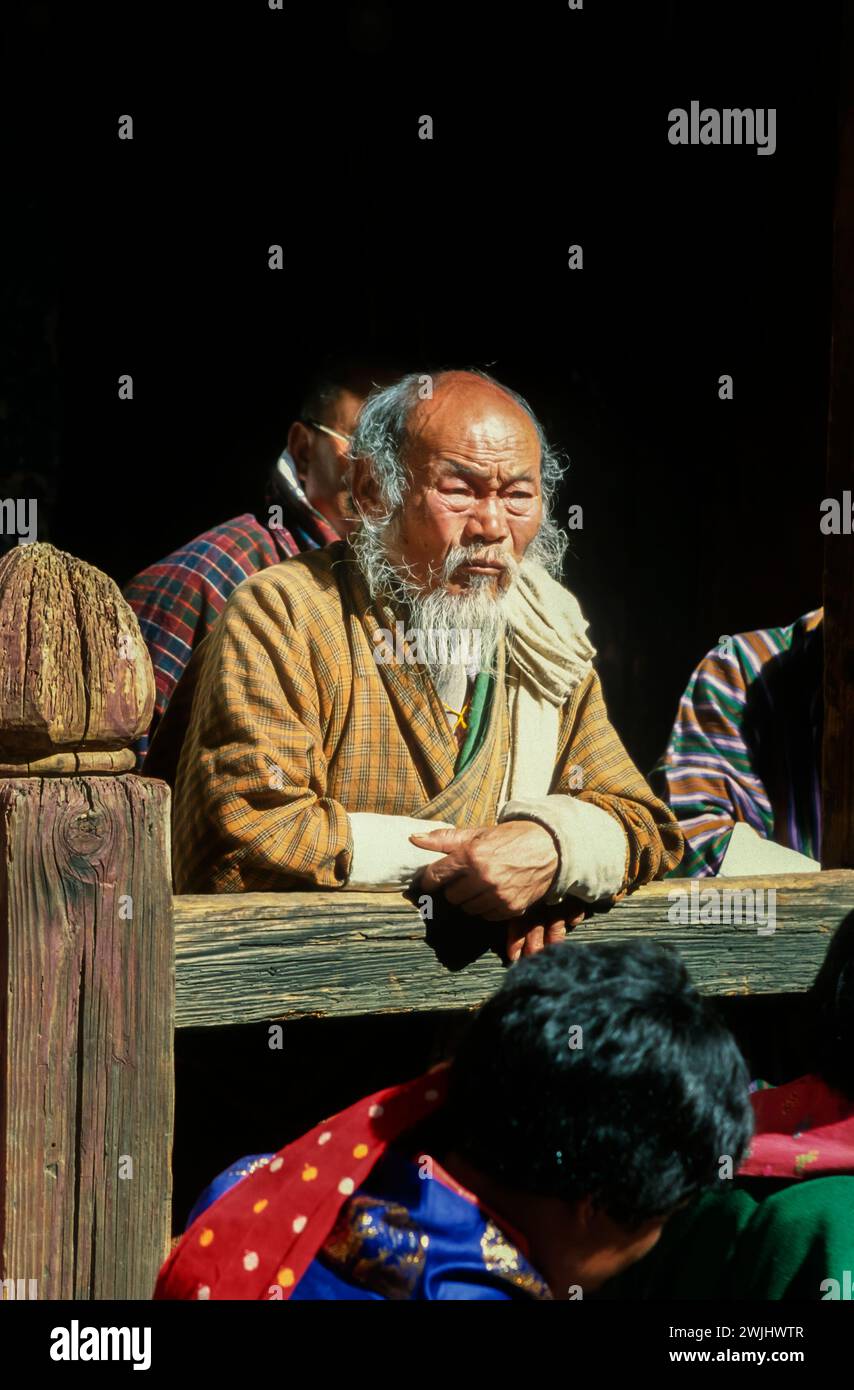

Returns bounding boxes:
[346,811,456,891]
[497,794,629,904]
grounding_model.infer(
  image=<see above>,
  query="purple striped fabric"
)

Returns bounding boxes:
[650,610,823,876]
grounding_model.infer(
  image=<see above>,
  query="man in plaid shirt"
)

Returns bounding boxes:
[147,370,682,959]
[125,361,389,762]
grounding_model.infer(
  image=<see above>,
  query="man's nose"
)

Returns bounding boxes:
[463,495,510,544]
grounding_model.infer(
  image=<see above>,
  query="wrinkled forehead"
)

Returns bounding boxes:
[404,380,542,477]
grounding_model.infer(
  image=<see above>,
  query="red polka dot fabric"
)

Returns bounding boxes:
[154,1064,450,1300]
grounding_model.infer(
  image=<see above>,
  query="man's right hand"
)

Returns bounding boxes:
[504,899,587,963]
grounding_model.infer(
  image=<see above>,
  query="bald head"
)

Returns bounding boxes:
[398,372,543,509]
[405,371,541,466]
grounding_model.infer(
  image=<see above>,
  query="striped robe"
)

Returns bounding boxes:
[651,611,823,876]
[146,542,683,896]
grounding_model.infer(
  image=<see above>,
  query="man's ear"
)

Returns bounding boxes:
[287,421,313,482]
[350,456,384,517]
[576,1194,598,1233]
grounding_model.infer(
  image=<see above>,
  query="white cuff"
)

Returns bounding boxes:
[346,812,455,891]
[498,794,628,904]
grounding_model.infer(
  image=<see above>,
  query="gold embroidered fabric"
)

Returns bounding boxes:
[320,1195,429,1300]
[480,1221,553,1299]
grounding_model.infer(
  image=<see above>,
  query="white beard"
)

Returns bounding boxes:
[351,523,522,682]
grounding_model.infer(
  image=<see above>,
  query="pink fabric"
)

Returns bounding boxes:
[739,1073,854,1180]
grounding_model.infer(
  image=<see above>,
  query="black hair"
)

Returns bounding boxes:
[299,356,403,425]
[807,908,854,1100]
[443,939,753,1228]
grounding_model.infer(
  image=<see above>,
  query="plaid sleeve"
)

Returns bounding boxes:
[551,670,684,896]
[649,641,774,878]
[125,517,292,724]
[171,571,354,894]
[125,516,298,767]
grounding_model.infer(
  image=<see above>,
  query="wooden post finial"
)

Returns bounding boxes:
[0,543,155,774]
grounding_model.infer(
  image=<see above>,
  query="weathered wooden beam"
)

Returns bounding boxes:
[173,870,854,1029]
[822,5,854,868]
[0,545,174,1301]
[0,776,173,1299]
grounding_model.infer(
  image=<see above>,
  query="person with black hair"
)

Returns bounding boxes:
[808,906,854,1099]
[601,909,854,1300]
[155,939,752,1301]
[124,358,400,763]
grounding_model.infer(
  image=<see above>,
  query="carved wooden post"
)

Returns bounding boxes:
[0,543,173,1300]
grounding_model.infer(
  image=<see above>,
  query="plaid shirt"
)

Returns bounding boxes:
[125,456,339,762]
[651,610,823,876]
[145,541,682,896]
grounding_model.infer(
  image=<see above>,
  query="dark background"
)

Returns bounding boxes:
[3,0,842,774]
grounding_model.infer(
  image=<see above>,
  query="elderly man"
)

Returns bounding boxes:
[147,370,682,958]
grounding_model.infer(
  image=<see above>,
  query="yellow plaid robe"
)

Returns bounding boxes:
[148,542,683,894]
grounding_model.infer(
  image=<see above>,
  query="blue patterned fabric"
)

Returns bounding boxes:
[187,1146,552,1301]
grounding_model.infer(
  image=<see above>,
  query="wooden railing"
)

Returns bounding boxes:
[172,873,854,1029]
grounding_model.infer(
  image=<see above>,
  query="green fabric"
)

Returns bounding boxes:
[454,672,494,778]
[598,1176,854,1300]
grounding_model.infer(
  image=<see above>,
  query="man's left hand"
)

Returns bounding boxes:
[503,899,587,962]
